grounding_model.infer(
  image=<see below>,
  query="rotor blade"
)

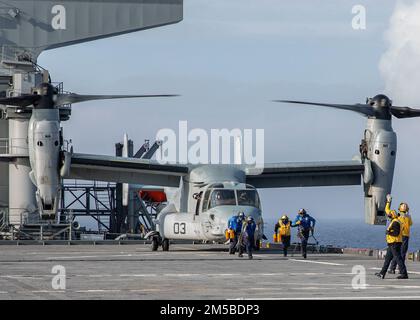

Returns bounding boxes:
[390,106,420,119]
[55,94,179,106]
[273,100,375,117]
[0,95,40,107]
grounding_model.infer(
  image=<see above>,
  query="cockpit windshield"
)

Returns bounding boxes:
[208,189,236,209]
[203,188,261,211]
[237,189,260,208]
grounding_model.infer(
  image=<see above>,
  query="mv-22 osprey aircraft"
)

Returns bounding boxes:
[3,76,420,250]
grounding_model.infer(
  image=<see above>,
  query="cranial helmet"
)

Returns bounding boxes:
[247,216,254,222]
[399,203,409,213]
[298,208,306,215]
[238,212,245,219]
[281,215,288,220]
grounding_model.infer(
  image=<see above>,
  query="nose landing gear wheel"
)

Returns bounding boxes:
[152,237,159,251]
[162,239,170,251]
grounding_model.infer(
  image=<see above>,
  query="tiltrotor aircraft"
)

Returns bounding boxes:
[0,79,177,218]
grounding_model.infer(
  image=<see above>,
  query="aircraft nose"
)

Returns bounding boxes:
[210,209,235,236]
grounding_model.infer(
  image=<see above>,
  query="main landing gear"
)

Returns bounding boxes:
[147,232,170,251]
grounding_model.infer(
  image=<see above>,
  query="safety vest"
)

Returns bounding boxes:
[386,218,403,244]
[399,214,413,237]
[278,221,291,237]
[225,229,235,240]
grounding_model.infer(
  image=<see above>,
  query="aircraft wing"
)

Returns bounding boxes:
[68,153,189,187]
[245,160,364,188]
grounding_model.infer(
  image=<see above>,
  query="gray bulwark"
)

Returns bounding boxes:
[0,0,183,59]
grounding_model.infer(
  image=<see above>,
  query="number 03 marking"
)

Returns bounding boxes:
[174,223,186,234]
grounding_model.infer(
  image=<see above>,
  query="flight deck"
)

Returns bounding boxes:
[0,244,419,300]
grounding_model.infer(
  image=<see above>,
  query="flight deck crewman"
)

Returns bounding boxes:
[291,209,316,259]
[238,216,257,259]
[274,215,291,257]
[386,194,413,275]
[375,208,409,279]
[227,212,245,254]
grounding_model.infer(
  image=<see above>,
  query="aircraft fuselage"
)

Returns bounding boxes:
[155,169,264,244]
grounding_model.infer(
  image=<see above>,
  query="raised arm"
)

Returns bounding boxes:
[291,216,300,227]
[385,194,393,215]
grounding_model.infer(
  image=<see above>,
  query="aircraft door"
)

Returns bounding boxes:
[193,191,203,216]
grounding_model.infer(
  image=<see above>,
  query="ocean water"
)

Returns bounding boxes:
[263,217,420,251]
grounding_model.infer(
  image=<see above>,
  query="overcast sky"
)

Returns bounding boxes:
[38,0,420,224]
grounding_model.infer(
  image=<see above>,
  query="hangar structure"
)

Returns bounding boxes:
[0,0,183,239]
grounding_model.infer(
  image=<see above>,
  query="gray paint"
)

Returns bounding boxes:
[8,119,36,225]
[0,0,183,59]
[7,73,38,226]
[274,95,411,225]
[188,165,246,184]
[363,118,397,225]
[66,156,369,244]
[68,165,183,187]
[68,153,187,187]
[28,108,62,216]
[0,0,184,224]
[246,161,363,188]
[0,119,8,211]
[67,156,366,214]
[156,179,263,243]
[2,244,420,300]
[181,165,246,213]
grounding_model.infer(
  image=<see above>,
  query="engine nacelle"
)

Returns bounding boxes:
[362,119,396,225]
[28,109,61,219]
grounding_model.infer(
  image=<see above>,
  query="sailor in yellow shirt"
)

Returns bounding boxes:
[385,194,413,274]
[375,208,408,279]
[274,215,291,257]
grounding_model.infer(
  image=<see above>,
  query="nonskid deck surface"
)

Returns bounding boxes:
[0,244,419,300]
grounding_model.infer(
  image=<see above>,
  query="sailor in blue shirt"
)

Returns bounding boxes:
[227,212,245,254]
[238,216,257,259]
[292,208,316,259]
